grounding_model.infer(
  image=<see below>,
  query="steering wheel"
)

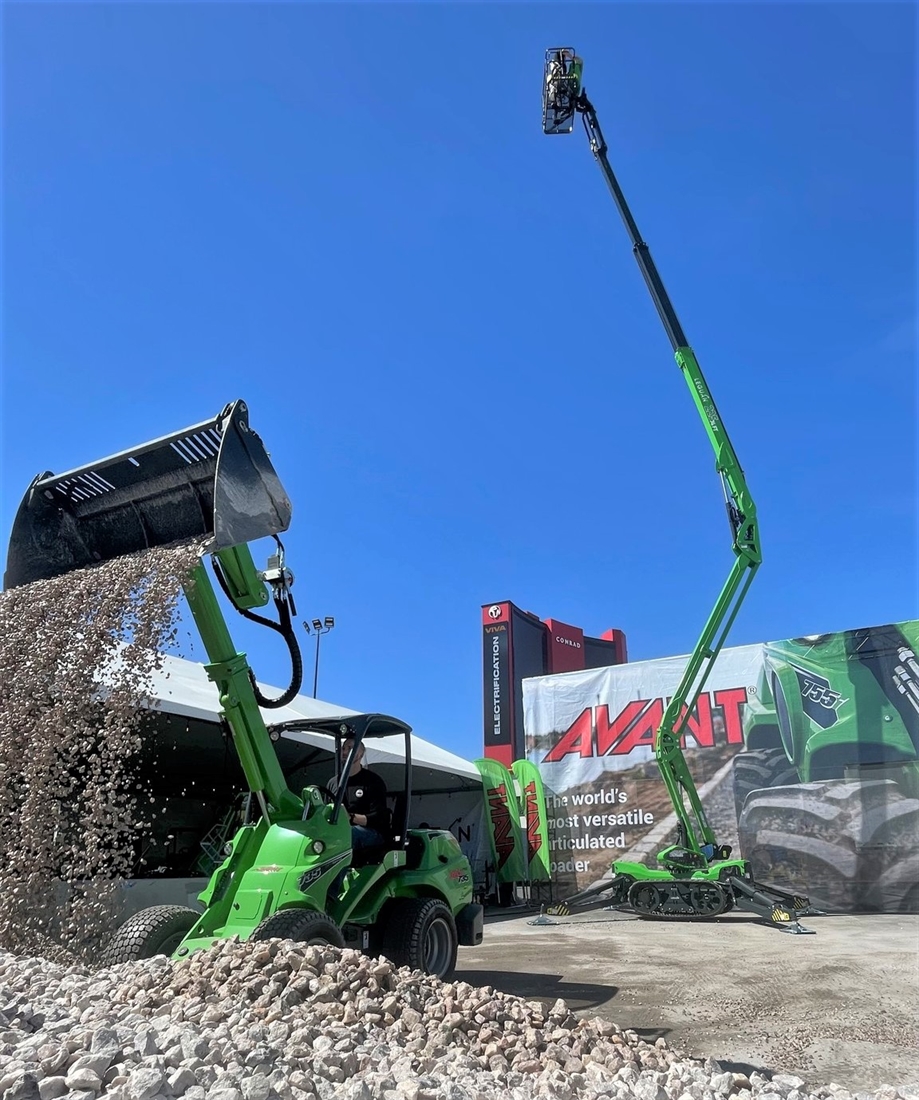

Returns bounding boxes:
[313,785,339,806]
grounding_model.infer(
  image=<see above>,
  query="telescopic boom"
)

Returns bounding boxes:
[543,49,761,863]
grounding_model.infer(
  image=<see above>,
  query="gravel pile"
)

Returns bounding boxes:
[0,940,914,1100]
[0,542,201,964]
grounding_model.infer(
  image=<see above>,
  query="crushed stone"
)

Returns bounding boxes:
[0,940,915,1100]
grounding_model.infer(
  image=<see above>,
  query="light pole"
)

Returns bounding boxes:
[304,616,335,698]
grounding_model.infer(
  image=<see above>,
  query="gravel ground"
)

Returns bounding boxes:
[1,938,916,1100]
[458,909,919,1097]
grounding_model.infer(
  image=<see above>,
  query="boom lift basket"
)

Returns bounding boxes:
[4,398,291,590]
[542,48,583,135]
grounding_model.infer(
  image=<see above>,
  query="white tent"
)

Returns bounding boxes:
[145,653,481,791]
[111,654,488,919]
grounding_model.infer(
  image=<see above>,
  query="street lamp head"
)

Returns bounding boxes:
[308,615,335,698]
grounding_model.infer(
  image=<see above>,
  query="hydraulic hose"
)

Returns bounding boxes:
[210,556,303,708]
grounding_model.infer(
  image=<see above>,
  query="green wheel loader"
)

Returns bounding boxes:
[4,399,483,978]
[539,50,822,932]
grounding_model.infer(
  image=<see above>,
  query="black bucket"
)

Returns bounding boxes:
[4,399,292,590]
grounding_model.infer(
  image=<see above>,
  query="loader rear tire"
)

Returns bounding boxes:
[100,905,199,966]
[381,897,457,980]
[732,748,799,821]
[250,908,345,948]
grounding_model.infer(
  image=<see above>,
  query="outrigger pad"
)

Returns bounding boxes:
[4,399,292,590]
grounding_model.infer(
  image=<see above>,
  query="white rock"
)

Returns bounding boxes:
[772,1078,808,1095]
[38,1078,68,1100]
[64,1067,102,1092]
[127,1067,167,1100]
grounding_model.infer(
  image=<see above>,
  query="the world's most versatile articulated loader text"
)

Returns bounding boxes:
[4,399,483,978]
[541,49,822,933]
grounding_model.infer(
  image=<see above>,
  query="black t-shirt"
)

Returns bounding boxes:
[340,767,389,836]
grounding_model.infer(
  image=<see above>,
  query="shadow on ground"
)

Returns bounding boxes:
[456,968,619,1014]
[481,906,543,925]
[716,1060,777,1080]
[633,1027,673,1044]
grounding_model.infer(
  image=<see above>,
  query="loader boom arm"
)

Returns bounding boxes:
[184,549,303,822]
[574,84,761,857]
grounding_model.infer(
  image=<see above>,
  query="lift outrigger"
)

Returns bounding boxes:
[540,49,822,933]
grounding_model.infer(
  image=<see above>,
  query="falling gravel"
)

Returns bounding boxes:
[0,542,202,964]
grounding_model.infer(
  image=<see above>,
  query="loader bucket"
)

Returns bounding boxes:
[4,399,292,590]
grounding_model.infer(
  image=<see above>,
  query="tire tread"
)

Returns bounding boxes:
[100,905,199,966]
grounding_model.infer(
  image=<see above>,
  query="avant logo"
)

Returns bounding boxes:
[488,605,502,619]
[523,780,543,860]
[487,783,515,870]
[543,688,749,762]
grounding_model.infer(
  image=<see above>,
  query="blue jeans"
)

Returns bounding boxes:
[351,824,386,852]
[329,825,386,897]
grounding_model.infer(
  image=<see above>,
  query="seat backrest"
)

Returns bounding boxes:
[390,792,409,846]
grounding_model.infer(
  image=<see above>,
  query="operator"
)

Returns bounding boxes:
[328,738,390,896]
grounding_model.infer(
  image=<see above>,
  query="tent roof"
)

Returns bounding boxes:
[145,654,480,786]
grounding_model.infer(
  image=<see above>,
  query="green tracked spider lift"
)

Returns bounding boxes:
[540,49,822,932]
[4,399,483,977]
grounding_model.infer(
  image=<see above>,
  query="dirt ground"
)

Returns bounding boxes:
[457,907,919,1094]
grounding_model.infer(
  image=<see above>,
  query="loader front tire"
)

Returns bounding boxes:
[100,905,199,966]
[738,778,919,912]
[250,908,345,948]
[381,897,458,980]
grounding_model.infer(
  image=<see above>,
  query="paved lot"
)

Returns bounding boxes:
[456,906,919,1094]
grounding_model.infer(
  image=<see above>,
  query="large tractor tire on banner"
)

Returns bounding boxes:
[857,785,919,913]
[737,779,919,913]
[732,747,800,821]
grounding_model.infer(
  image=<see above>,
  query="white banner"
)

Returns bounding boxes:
[519,623,919,914]
[524,643,765,785]
[522,643,765,887]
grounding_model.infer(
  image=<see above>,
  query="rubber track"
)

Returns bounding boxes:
[629,881,731,921]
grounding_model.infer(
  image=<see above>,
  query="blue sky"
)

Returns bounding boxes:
[2,2,916,763]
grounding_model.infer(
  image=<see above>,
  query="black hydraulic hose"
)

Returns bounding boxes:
[210,557,303,708]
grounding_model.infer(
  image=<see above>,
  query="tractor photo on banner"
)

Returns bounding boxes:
[523,620,919,914]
